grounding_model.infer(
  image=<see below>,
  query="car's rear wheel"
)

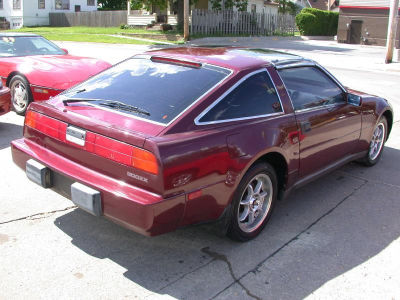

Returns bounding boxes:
[10,75,32,115]
[227,162,277,242]
[362,116,388,166]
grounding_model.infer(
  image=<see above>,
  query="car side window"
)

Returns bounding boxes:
[198,71,282,123]
[278,67,345,111]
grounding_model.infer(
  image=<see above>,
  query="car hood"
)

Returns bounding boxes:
[9,55,111,90]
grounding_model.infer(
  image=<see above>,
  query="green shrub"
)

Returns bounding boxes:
[295,8,339,36]
[296,13,318,35]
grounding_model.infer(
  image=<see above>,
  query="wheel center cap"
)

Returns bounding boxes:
[250,197,260,211]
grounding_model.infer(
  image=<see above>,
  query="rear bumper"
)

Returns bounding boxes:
[11,138,185,236]
[0,87,11,116]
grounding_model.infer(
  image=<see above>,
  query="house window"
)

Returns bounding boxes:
[0,0,3,9]
[87,0,95,6]
[38,0,45,9]
[251,4,256,13]
[55,0,70,10]
[13,0,21,9]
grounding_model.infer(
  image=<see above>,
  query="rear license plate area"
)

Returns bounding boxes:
[66,126,86,146]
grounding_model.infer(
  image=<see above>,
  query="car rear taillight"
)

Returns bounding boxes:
[25,110,67,141]
[24,111,158,174]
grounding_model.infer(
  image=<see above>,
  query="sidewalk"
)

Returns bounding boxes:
[188,36,400,73]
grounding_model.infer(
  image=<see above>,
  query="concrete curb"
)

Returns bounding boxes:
[300,35,335,41]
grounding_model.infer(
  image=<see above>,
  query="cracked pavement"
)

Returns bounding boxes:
[1,40,400,299]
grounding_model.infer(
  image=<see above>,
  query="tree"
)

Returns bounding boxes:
[209,0,248,11]
[277,0,300,16]
[130,0,167,11]
[98,0,127,10]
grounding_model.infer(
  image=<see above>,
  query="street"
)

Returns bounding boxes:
[1,39,400,299]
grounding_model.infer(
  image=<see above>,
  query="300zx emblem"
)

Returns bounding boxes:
[127,172,149,183]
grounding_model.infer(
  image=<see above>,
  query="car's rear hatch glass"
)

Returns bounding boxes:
[61,57,231,125]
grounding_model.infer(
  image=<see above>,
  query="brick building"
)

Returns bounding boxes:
[337,0,399,47]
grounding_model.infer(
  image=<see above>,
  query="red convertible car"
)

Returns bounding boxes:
[0,80,11,116]
[11,48,393,241]
[0,33,111,115]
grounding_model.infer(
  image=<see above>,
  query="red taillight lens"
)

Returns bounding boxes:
[93,134,133,166]
[25,111,36,128]
[24,111,158,174]
[25,110,67,141]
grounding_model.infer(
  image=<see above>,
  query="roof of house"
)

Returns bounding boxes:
[309,0,329,10]
[147,47,308,71]
[339,0,390,8]
[264,1,280,6]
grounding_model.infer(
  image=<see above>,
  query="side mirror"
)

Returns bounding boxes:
[347,93,362,106]
[61,48,69,55]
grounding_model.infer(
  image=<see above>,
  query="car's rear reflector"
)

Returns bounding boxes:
[24,111,158,174]
[188,189,202,201]
[150,56,202,69]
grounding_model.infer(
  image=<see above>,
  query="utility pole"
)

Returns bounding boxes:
[184,0,190,41]
[385,0,399,63]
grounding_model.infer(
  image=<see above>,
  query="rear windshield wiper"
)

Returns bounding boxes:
[63,98,150,116]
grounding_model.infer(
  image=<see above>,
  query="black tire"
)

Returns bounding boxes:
[227,162,278,242]
[362,116,388,167]
[10,75,33,116]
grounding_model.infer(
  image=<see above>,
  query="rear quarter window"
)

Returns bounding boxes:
[197,70,283,124]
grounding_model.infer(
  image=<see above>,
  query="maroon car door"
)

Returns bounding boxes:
[278,66,361,179]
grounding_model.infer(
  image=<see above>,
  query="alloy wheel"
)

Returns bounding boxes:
[369,122,385,161]
[11,80,28,113]
[237,173,273,233]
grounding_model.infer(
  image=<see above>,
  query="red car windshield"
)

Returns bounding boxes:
[0,36,65,57]
[62,58,231,125]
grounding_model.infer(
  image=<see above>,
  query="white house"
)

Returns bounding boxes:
[0,0,98,29]
[191,0,279,14]
[129,0,280,26]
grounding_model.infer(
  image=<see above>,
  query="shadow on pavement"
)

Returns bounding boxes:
[0,121,23,150]
[54,146,400,299]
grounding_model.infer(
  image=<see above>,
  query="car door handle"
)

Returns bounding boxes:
[300,121,311,133]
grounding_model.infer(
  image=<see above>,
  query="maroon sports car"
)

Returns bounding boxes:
[0,33,111,115]
[11,48,393,241]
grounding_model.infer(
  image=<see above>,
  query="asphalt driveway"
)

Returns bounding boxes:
[0,38,399,299]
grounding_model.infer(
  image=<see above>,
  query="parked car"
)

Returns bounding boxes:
[0,80,11,116]
[11,48,393,241]
[0,33,111,115]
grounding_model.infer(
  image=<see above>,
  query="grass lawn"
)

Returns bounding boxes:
[14,26,168,35]
[10,26,182,45]
[39,33,155,45]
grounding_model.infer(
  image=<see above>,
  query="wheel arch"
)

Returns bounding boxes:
[238,151,289,201]
[6,71,29,87]
[255,152,288,196]
[382,110,393,140]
